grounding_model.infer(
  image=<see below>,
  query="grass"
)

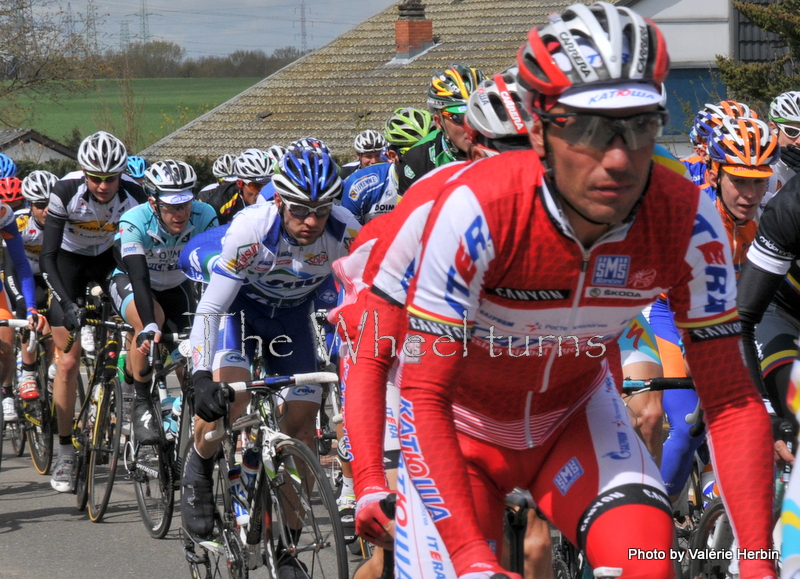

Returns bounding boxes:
[16,77,261,152]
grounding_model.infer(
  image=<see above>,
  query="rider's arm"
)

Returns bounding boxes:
[669,191,774,570]
[737,261,786,398]
[116,216,160,329]
[396,183,500,576]
[0,207,36,314]
[40,183,72,308]
[3,243,24,315]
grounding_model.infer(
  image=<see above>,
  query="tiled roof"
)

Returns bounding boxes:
[143,0,575,159]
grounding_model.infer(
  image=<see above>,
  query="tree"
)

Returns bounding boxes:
[110,41,186,78]
[716,0,800,105]
[0,0,98,127]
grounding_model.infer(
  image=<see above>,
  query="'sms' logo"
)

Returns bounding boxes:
[592,256,630,287]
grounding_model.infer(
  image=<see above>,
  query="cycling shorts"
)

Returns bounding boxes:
[754,304,800,426]
[211,292,322,404]
[109,273,194,333]
[47,248,116,327]
[397,377,672,579]
[0,285,13,321]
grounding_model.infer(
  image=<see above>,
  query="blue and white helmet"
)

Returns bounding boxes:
[273,149,341,203]
[287,137,331,155]
[0,153,17,178]
[126,155,147,179]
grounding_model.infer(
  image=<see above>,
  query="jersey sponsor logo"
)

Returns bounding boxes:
[445,215,491,317]
[757,234,792,258]
[122,245,138,255]
[276,259,291,266]
[350,174,379,199]
[629,268,657,289]
[372,204,395,213]
[228,242,259,271]
[73,220,117,233]
[687,321,741,342]
[585,287,650,299]
[603,431,632,460]
[486,287,570,301]
[587,88,658,106]
[404,165,416,179]
[409,315,467,339]
[591,256,629,286]
[697,241,726,265]
[292,386,316,397]
[318,289,337,304]
[304,251,329,266]
[554,457,584,495]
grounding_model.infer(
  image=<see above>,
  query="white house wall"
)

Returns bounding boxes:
[626,0,731,65]
[2,142,71,163]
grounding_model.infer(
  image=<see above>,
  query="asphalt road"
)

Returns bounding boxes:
[0,437,189,579]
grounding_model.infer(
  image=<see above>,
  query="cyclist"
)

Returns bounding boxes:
[765,91,800,199]
[397,64,485,194]
[0,152,17,178]
[180,149,361,556]
[658,116,778,501]
[125,155,147,186]
[680,121,709,190]
[110,160,217,444]
[0,177,43,422]
[394,4,775,579]
[340,129,388,180]
[202,148,271,225]
[265,144,286,175]
[333,69,532,579]
[384,106,433,164]
[40,130,146,493]
[198,153,238,197]
[4,171,58,402]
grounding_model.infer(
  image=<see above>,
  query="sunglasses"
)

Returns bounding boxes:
[243,180,267,191]
[85,172,120,184]
[442,110,465,125]
[778,123,800,140]
[32,202,48,210]
[158,200,193,214]
[535,109,667,151]
[280,197,333,219]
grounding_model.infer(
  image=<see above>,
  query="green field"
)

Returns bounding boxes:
[18,77,261,152]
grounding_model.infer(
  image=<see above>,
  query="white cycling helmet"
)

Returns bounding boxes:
[265,145,287,173]
[467,67,533,141]
[353,129,387,154]
[78,131,128,174]
[21,170,58,204]
[235,149,272,183]
[212,153,237,180]
[144,160,197,204]
[769,91,800,125]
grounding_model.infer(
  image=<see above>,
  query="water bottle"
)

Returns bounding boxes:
[241,447,260,491]
[700,463,717,508]
[117,351,131,384]
[161,396,178,441]
[227,465,250,525]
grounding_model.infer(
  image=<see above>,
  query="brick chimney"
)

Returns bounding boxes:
[395,0,434,60]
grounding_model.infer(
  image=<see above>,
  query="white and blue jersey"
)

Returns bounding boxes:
[114,200,218,291]
[184,203,360,373]
[341,163,399,225]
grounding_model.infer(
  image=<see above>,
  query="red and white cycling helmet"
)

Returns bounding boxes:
[466,67,533,141]
[516,1,670,111]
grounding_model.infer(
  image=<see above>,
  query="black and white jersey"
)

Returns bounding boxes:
[48,171,146,255]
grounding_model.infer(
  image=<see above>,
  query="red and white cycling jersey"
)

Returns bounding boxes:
[332,162,468,498]
[401,151,774,577]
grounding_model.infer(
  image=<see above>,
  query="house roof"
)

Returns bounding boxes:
[0,129,77,159]
[143,0,575,160]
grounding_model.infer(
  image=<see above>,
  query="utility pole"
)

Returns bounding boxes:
[139,0,150,43]
[120,20,131,51]
[300,0,307,52]
[85,0,99,54]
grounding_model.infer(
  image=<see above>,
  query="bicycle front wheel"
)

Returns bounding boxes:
[28,354,54,475]
[87,377,122,522]
[266,438,348,579]
[132,438,175,538]
[687,497,735,578]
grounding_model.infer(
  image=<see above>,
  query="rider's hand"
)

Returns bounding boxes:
[136,323,161,356]
[193,370,227,423]
[27,310,45,333]
[781,144,800,173]
[775,439,795,466]
[355,489,395,550]
[458,564,523,579]
[63,303,83,332]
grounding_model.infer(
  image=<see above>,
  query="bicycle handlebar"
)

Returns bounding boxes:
[0,319,37,353]
[621,377,695,394]
[203,371,340,442]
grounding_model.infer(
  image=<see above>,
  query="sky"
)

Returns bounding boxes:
[66,0,398,57]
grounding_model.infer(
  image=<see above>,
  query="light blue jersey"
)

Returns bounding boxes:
[114,200,218,291]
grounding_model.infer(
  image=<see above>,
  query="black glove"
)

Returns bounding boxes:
[63,302,83,332]
[781,144,800,173]
[193,370,227,423]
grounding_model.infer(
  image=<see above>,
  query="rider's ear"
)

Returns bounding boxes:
[529,121,546,158]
